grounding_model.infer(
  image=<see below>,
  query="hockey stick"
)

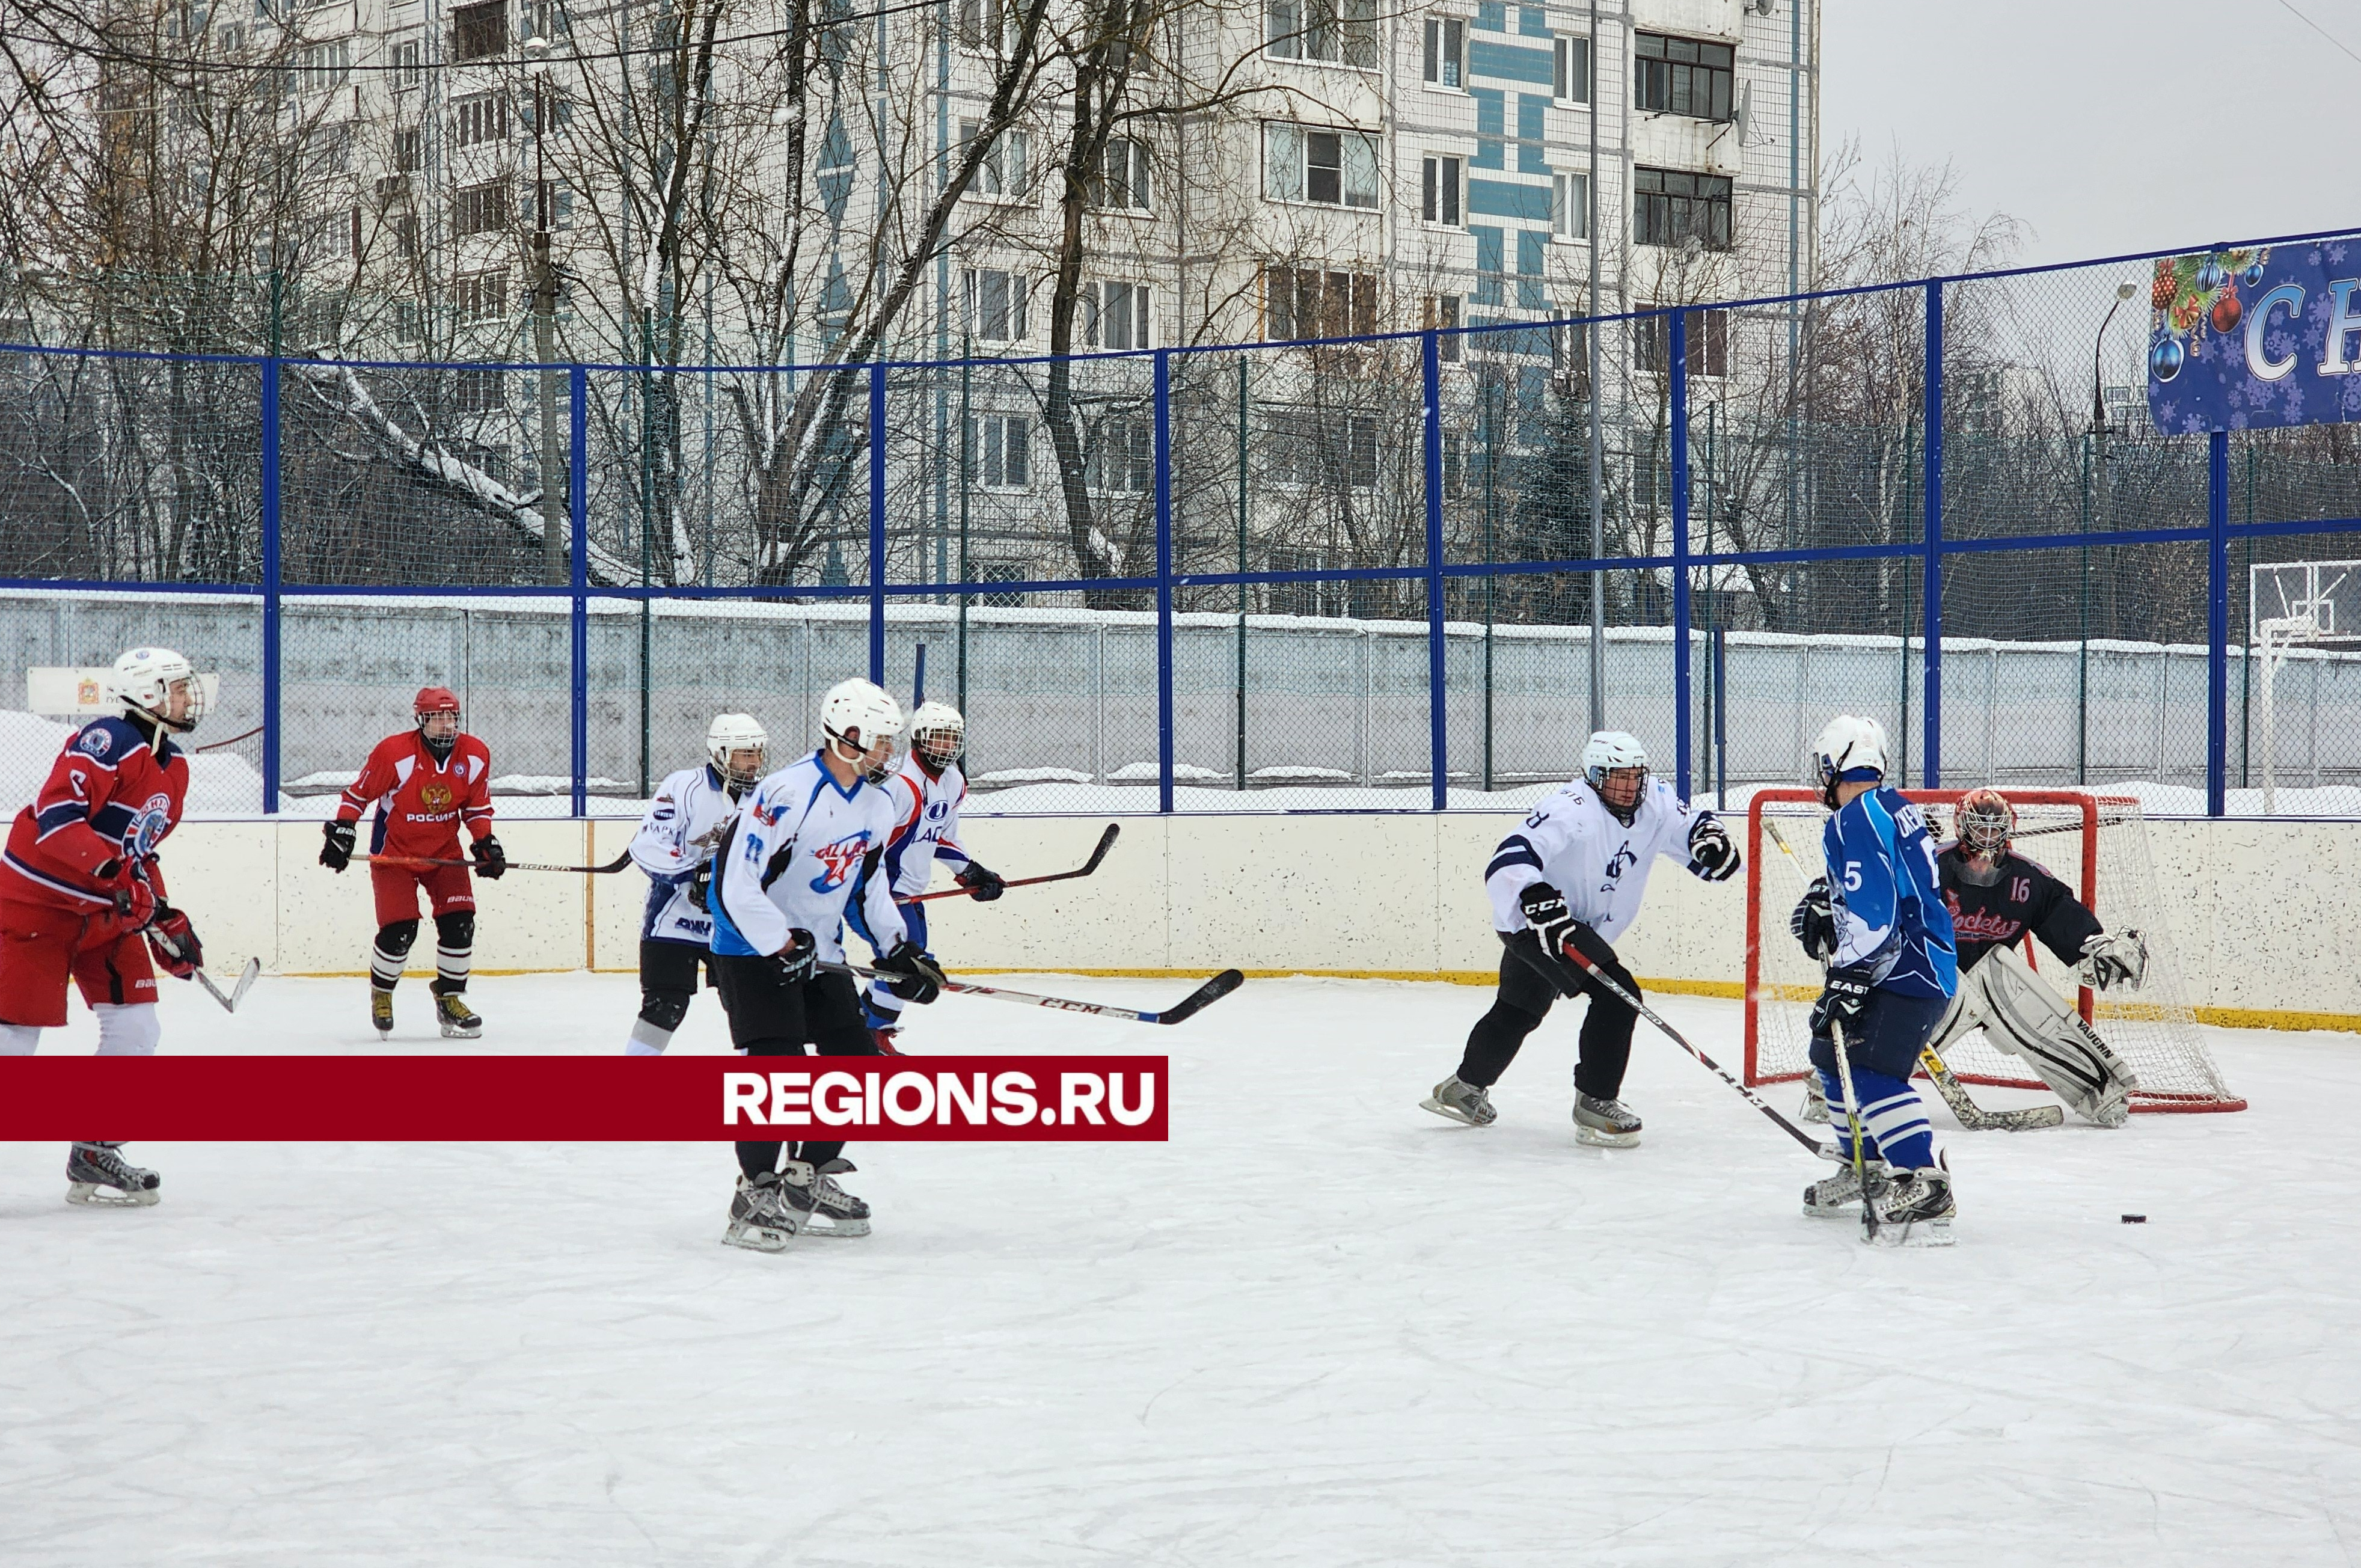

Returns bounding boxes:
[824,961,1244,1026]
[907,824,1121,903]
[1549,941,1824,1154]
[351,850,635,875]
[1828,1018,1881,1245]
[191,956,262,1014]
[1760,816,2056,1131]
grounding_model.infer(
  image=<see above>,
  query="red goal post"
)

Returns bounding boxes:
[1742,787,2246,1115]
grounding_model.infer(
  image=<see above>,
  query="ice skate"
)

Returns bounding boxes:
[1420,1075,1496,1127]
[1871,1164,1956,1246]
[1573,1092,1642,1148]
[870,1026,904,1056]
[1802,1153,1889,1219]
[370,986,394,1040]
[1799,1073,1831,1124]
[66,1142,160,1207]
[433,988,482,1040]
[782,1157,871,1238]
[722,1172,803,1252]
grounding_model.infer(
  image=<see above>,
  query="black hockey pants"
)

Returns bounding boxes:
[1454,925,1639,1101]
[711,955,881,1181]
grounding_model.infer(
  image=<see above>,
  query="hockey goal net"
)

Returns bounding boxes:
[1743,788,2244,1113]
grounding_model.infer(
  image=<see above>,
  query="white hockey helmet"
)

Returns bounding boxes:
[108,646,205,734]
[819,678,904,783]
[907,700,965,771]
[1809,715,1890,807]
[1581,731,1649,821]
[706,712,769,790]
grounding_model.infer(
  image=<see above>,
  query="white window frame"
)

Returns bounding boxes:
[1422,16,1467,90]
[1551,171,1589,242]
[453,92,508,149]
[1421,153,1464,228]
[967,412,1032,489]
[393,38,423,91]
[1094,136,1152,212]
[963,268,1030,343]
[960,118,1030,201]
[1266,0,1379,70]
[1553,35,1591,104]
[1425,293,1463,361]
[1086,281,1152,351]
[1262,122,1381,211]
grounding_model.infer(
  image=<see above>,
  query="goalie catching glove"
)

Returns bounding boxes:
[2076,929,2147,992]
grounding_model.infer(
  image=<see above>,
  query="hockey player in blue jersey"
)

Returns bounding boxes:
[1789,715,1961,1240]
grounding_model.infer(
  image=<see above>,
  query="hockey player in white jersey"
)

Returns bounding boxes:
[708,679,947,1251]
[622,713,767,1056]
[1422,732,1740,1145]
[849,701,1005,1051]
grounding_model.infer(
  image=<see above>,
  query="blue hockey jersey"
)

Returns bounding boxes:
[1821,786,1958,1000]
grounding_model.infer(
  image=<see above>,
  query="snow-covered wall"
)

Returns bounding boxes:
[136,814,2361,1033]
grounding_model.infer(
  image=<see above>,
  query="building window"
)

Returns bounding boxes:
[296,40,349,93]
[955,0,1024,56]
[1086,281,1151,351]
[963,268,1028,342]
[394,215,420,257]
[1425,293,1462,362]
[1635,34,1734,122]
[395,301,425,341]
[394,127,423,173]
[393,38,423,89]
[1422,16,1466,88]
[1421,154,1463,228]
[1267,408,1380,490]
[453,180,509,236]
[536,179,573,228]
[1262,265,1379,341]
[1263,123,1379,210]
[453,93,508,147]
[1551,171,1588,240]
[1633,167,1731,250]
[451,368,506,415]
[959,119,1029,198]
[965,414,1031,489]
[1553,35,1589,103]
[1088,415,1153,494]
[1092,136,1151,211]
[453,1,509,61]
[1632,306,1730,378]
[455,270,507,322]
[1266,0,1377,69]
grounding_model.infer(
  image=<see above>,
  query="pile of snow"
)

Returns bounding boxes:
[0,708,267,818]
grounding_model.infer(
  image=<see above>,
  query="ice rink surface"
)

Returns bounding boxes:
[4,972,2357,1567]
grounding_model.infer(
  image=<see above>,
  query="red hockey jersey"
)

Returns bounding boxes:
[335,732,495,859]
[2,715,189,913]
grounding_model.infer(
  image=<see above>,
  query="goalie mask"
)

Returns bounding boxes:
[1953,788,2015,886]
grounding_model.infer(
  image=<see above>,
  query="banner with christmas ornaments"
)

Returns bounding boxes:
[2145,239,2361,435]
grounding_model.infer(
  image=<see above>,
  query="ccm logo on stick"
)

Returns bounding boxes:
[722,1068,1158,1130]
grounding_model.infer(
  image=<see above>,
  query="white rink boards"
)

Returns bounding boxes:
[4,973,2359,1566]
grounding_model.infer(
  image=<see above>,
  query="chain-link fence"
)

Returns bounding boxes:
[4,230,2360,818]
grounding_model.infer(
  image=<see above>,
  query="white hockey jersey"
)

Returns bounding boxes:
[879,756,973,898]
[629,763,745,947]
[711,750,907,966]
[1484,777,1715,943]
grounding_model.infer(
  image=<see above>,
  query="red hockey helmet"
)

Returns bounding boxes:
[414,686,461,719]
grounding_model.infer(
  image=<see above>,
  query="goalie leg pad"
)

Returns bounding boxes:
[1968,948,2139,1127]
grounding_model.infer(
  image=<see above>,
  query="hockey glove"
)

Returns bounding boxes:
[99,860,157,931]
[955,862,1006,902]
[875,940,948,1006]
[320,820,356,872]
[1517,881,1578,957]
[770,929,818,984]
[471,835,507,880]
[145,906,204,980]
[1687,815,1740,882]
[1790,878,1838,962]
[2076,929,2148,993]
[687,862,713,913]
[1809,964,1876,1040]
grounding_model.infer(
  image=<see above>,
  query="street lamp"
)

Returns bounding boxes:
[525,33,566,587]
[2080,279,2138,782]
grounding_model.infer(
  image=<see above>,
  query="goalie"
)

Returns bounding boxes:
[1929,788,2148,1127]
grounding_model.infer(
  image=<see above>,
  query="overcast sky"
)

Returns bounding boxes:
[1820,0,2359,268]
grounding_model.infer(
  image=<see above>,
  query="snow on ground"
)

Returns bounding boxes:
[4,975,2359,1566]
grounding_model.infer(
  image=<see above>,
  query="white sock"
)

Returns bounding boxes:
[0,1022,40,1055]
[626,1018,672,1056]
[93,1003,161,1056]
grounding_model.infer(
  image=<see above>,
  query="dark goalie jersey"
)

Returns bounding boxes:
[1934,844,2103,975]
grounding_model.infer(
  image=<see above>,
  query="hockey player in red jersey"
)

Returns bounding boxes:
[0,646,210,1205]
[319,686,504,1040]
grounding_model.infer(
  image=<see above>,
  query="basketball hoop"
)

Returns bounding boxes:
[2252,560,2360,814]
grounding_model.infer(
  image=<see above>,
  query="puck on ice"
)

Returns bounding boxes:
[2121,1214,2146,1223]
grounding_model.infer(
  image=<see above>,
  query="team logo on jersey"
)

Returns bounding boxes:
[420,782,455,812]
[126,792,173,857]
[79,727,113,758]
[752,798,786,828]
[807,833,871,893]
[1600,844,1638,889]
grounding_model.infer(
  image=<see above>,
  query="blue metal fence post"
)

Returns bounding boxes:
[1422,330,1448,810]
[1922,281,1944,788]
[1153,349,1176,814]
[259,358,281,815]
[868,363,888,685]
[2208,427,2229,816]
[569,366,589,817]
[1670,311,1692,801]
